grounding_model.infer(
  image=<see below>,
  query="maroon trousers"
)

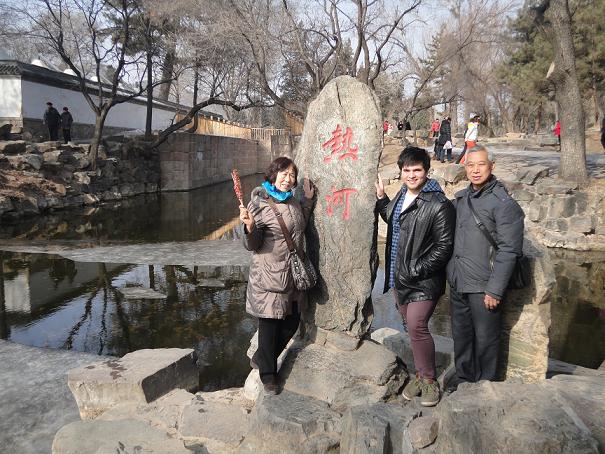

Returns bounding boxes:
[395,294,438,380]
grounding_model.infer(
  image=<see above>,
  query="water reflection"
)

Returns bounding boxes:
[0,174,261,244]
[0,252,256,390]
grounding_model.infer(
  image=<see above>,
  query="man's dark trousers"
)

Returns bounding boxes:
[450,288,501,382]
[48,126,59,141]
[62,128,71,144]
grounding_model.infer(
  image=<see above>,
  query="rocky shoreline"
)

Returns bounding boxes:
[0,139,160,221]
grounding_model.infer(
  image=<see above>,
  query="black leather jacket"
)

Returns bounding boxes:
[377,181,456,303]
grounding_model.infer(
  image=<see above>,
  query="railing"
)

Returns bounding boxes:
[175,113,299,141]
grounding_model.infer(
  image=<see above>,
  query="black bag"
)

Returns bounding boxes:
[267,198,318,291]
[467,196,531,290]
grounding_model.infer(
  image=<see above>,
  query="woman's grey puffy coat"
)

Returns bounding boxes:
[243,186,314,319]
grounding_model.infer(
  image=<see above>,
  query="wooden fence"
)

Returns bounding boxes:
[175,113,303,141]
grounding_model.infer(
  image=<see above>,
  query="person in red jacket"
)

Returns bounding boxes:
[430,119,441,138]
[553,120,561,151]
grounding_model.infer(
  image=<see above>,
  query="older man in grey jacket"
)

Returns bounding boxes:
[447,145,524,384]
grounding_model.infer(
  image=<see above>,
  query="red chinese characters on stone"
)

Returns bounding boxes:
[325,187,359,220]
[322,124,359,162]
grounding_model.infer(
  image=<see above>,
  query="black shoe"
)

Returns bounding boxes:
[263,381,280,395]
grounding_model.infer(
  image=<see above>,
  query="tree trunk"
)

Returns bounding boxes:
[89,111,108,171]
[186,63,200,133]
[534,103,543,134]
[159,44,176,101]
[543,0,587,182]
[145,51,153,139]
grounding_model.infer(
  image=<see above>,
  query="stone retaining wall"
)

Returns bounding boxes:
[159,133,286,191]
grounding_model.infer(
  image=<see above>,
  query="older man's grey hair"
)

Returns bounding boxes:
[466,144,495,162]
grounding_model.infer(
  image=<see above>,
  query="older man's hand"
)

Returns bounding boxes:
[484,294,500,310]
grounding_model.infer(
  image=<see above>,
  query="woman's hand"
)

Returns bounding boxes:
[303,177,315,199]
[375,173,385,199]
[239,205,255,231]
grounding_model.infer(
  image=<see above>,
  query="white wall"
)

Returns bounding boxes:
[0,77,22,118]
[21,80,178,130]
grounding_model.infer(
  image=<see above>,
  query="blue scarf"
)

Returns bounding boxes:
[262,181,293,202]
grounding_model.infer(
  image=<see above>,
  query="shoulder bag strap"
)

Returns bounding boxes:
[467,194,499,251]
[266,197,298,253]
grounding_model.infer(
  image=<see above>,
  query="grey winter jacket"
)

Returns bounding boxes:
[43,107,61,127]
[446,177,524,299]
[243,186,314,319]
[60,111,73,129]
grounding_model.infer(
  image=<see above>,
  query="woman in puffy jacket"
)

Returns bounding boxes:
[239,157,315,395]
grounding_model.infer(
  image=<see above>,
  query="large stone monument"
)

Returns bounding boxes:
[295,75,383,338]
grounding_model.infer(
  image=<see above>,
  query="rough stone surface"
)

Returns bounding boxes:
[178,389,251,450]
[516,165,549,184]
[340,403,420,454]
[499,239,555,382]
[0,140,27,154]
[433,164,466,184]
[294,75,383,337]
[52,419,190,454]
[433,380,600,453]
[280,340,407,411]
[241,390,342,453]
[407,416,439,449]
[68,348,199,419]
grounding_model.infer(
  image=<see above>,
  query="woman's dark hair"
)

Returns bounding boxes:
[265,156,298,187]
[397,146,430,172]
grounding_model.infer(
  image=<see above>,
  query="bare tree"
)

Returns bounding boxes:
[4,0,176,168]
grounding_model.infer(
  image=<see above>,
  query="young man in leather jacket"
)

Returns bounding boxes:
[376,146,455,406]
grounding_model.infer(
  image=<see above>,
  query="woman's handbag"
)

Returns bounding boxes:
[467,195,531,290]
[267,198,318,291]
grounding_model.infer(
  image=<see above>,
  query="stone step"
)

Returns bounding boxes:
[68,348,198,419]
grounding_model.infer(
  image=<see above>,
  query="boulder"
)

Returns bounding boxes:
[6,153,43,171]
[433,164,466,184]
[0,123,12,140]
[0,140,27,155]
[407,416,439,450]
[67,348,198,419]
[52,419,190,454]
[0,195,15,217]
[240,390,341,454]
[280,340,407,411]
[340,403,420,454]
[516,165,549,185]
[433,380,600,453]
[294,75,383,337]
[499,239,555,382]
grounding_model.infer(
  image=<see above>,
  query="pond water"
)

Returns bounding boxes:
[1,176,604,391]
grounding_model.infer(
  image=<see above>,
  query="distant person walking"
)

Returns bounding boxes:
[43,102,61,141]
[457,114,480,164]
[553,120,561,151]
[435,116,452,163]
[60,107,74,144]
[430,119,441,138]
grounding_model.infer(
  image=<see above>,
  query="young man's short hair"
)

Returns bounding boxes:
[397,146,430,172]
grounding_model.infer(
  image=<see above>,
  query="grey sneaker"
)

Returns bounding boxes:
[402,375,422,401]
[420,379,441,407]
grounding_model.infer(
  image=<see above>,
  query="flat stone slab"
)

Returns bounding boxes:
[118,286,167,299]
[0,340,100,454]
[0,239,251,267]
[196,278,227,288]
[68,348,198,419]
[52,419,190,454]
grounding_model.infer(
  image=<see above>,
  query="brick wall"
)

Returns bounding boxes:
[159,133,287,191]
